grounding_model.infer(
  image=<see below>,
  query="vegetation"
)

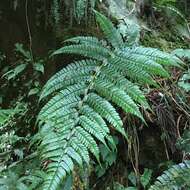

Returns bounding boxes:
[0,0,190,190]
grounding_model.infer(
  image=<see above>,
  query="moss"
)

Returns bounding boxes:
[141,25,190,51]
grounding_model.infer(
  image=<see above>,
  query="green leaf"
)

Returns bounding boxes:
[15,43,31,59]
[178,71,190,92]
[3,64,27,80]
[140,169,152,188]
[33,62,44,73]
[128,172,137,186]
[28,88,40,96]
[125,187,138,190]
[94,10,123,49]
[172,49,190,60]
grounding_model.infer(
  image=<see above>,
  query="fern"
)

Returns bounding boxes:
[172,49,190,60]
[52,0,60,26]
[51,0,97,27]
[93,10,124,49]
[37,11,181,190]
[149,160,190,190]
[75,0,87,23]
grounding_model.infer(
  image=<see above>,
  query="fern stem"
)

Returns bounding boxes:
[77,59,108,110]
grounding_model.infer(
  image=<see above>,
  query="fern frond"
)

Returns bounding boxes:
[75,0,87,23]
[75,126,100,159]
[37,11,180,190]
[52,44,112,60]
[117,49,170,77]
[80,105,109,134]
[79,115,107,145]
[71,137,90,164]
[99,66,149,108]
[149,160,190,190]
[93,10,123,49]
[120,46,182,67]
[40,59,98,100]
[94,79,144,120]
[39,83,86,120]
[86,93,126,137]
[172,49,190,60]
[108,56,157,85]
[51,0,60,25]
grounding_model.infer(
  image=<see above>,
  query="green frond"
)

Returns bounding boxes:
[79,115,107,145]
[94,79,144,121]
[80,105,115,147]
[39,116,99,190]
[43,155,74,190]
[86,93,126,137]
[149,160,190,190]
[97,70,149,108]
[117,49,170,77]
[39,83,86,120]
[71,137,90,164]
[75,126,100,160]
[80,105,109,134]
[39,124,74,190]
[116,78,149,109]
[121,46,182,67]
[75,0,87,23]
[39,95,80,121]
[51,0,60,26]
[37,11,180,189]
[66,147,83,166]
[94,10,123,49]
[172,48,190,60]
[40,59,98,100]
[108,56,157,85]
[52,44,111,60]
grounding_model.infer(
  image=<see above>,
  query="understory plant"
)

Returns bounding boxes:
[36,10,182,190]
[0,44,45,190]
[112,160,190,190]
[149,160,190,190]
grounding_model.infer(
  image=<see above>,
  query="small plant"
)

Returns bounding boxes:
[0,44,45,190]
[94,137,118,178]
[111,168,152,190]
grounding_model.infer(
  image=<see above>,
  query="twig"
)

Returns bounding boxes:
[161,88,190,118]
[25,0,34,63]
[163,139,170,160]
[176,114,182,138]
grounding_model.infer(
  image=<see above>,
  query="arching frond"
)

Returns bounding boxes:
[149,161,190,190]
[52,44,112,60]
[37,11,181,190]
[172,48,190,60]
[93,10,123,49]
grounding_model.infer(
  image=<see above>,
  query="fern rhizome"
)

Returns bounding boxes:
[37,11,182,189]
